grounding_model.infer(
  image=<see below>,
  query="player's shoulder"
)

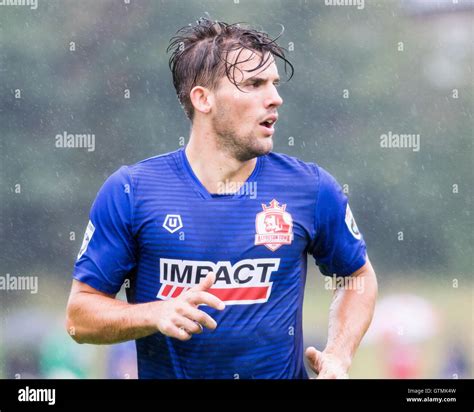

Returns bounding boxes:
[115,149,181,183]
[264,151,321,179]
[127,149,180,171]
[264,152,341,189]
[99,150,181,194]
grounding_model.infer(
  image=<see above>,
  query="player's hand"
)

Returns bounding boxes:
[154,272,225,341]
[305,346,349,379]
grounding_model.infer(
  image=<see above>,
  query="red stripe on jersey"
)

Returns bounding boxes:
[171,286,184,298]
[208,286,268,301]
[162,284,173,297]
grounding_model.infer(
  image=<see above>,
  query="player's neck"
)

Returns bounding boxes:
[185,130,257,195]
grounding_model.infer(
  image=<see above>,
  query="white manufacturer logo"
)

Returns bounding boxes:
[163,214,183,233]
[77,220,95,259]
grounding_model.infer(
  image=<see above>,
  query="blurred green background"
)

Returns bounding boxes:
[0,0,472,379]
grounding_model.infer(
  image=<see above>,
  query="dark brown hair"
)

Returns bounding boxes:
[167,18,294,120]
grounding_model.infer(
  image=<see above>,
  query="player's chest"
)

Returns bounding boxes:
[134,194,314,259]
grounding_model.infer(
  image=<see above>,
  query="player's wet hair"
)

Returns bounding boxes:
[167,17,294,120]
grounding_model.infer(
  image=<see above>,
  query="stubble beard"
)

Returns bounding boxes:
[212,108,273,162]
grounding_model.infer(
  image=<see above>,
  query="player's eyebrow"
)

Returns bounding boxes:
[243,76,281,85]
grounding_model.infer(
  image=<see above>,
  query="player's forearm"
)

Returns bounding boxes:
[323,261,378,370]
[66,293,159,344]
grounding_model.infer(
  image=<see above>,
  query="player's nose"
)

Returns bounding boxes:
[264,86,283,109]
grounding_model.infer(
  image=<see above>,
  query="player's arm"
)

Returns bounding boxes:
[306,258,378,378]
[66,272,225,344]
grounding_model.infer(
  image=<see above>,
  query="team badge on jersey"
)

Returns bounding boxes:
[255,199,294,251]
[345,204,362,240]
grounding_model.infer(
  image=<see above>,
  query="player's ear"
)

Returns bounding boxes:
[189,86,213,115]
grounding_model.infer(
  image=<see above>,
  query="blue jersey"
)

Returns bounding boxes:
[73,148,367,379]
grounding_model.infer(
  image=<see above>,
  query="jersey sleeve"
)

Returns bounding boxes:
[72,166,137,294]
[309,166,367,277]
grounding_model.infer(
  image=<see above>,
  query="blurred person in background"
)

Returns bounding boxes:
[363,293,439,378]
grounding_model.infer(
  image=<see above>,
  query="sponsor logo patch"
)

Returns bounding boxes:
[157,258,280,305]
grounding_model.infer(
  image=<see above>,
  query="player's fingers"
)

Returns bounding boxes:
[177,317,203,335]
[183,306,218,330]
[176,327,193,341]
[305,346,322,373]
[162,322,192,341]
[188,290,225,310]
[192,272,216,292]
[315,372,328,379]
[316,369,347,379]
[315,368,333,379]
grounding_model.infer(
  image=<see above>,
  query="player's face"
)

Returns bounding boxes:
[210,49,283,162]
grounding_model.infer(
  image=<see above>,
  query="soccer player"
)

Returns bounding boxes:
[66,18,378,379]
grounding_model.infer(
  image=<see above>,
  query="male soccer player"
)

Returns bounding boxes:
[66,18,377,379]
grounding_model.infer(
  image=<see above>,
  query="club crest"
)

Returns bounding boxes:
[255,199,293,251]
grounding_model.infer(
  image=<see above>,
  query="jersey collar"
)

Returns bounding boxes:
[179,147,263,200]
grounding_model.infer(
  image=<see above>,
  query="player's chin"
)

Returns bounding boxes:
[259,137,273,154]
